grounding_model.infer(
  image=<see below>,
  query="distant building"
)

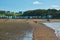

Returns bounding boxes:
[5,11,11,14]
[42,16,46,19]
[47,15,52,19]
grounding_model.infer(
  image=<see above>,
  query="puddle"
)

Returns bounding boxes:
[23,27,34,40]
[22,31,33,40]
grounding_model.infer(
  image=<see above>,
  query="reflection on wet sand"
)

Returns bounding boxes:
[0,21,34,40]
[0,27,33,40]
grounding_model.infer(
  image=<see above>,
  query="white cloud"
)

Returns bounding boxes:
[51,5,59,8]
[51,5,60,10]
[33,1,43,5]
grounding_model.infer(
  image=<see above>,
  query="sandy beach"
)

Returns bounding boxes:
[28,21,60,40]
[0,19,33,40]
[0,19,60,40]
[27,19,60,40]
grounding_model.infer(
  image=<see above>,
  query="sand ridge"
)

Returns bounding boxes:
[28,21,60,40]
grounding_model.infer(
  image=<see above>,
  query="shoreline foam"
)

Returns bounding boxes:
[43,22,60,40]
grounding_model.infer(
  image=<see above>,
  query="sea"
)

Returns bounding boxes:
[43,22,60,38]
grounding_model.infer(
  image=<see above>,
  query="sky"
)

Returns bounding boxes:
[0,0,60,12]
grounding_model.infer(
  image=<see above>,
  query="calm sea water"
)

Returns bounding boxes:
[43,22,60,37]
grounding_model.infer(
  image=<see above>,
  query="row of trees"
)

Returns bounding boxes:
[0,9,60,19]
[23,9,60,19]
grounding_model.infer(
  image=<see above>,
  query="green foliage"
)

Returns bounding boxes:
[23,9,60,19]
[0,9,60,19]
[0,11,5,14]
[0,14,5,16]
[13,13,23,16]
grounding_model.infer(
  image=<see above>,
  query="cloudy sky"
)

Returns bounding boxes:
[0,0,60,12]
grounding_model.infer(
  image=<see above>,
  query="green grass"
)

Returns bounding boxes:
[14,13,23,16]
[0,14,5,16]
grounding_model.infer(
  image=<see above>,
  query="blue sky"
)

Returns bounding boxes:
[0,0,60,12]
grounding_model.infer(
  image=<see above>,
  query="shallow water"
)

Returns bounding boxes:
[43,22,60,38]
[23,31,33,40]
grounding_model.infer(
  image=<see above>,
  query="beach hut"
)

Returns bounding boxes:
[12,16,16,19]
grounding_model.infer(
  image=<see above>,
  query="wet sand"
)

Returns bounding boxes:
[28,21,60,40]
[0,19,33,40]
[0,19,60,40]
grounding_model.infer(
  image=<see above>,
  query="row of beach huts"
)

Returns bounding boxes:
[0,15,52,19]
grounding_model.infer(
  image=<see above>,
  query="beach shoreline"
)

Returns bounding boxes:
[43,22,60,40]
[0,19,60,40]
[28,20,60,40]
